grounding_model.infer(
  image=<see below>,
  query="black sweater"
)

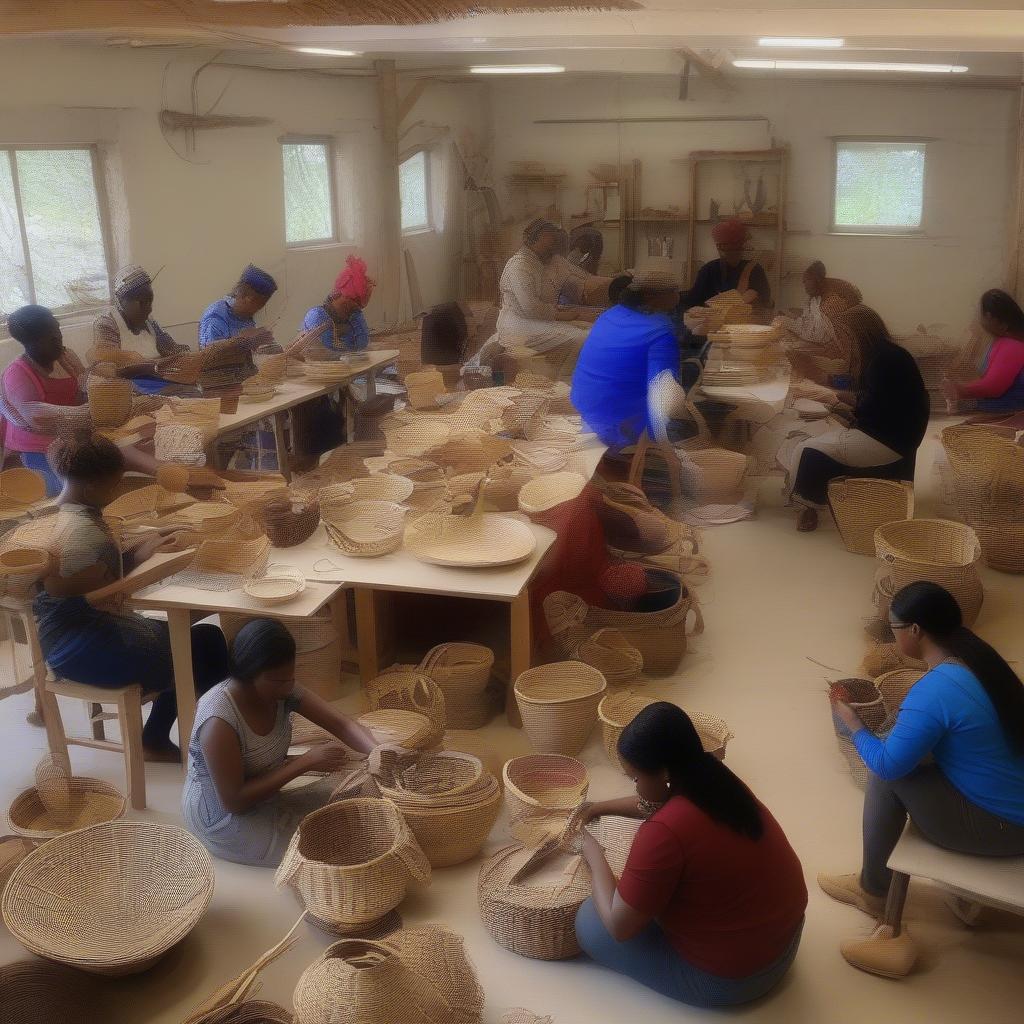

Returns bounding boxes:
[855,342,930,457]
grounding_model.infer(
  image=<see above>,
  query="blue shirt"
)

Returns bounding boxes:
[854,662,1024,825]
[199,298,256,348]
[302,304,369,354]
[570,304,679,446]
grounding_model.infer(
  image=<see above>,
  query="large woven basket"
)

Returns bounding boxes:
[478,845,591,960]
[0,959,109,1023]
[502,755,588,845]
[275,798,430,935]
[292,925,484,1024]
[577,628,643,686]
[364,670,446,747]
[686,447,749,504]
[874,519,983,625]
[417,642,495,729]
[514,662,607,756]
[2,819,214,975]
[597,690,658,771]
[828,478,915,556]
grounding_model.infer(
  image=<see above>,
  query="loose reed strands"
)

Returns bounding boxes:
[418,642,495,729]
[514,662,607,756]
[827,478,914,556]
[2,819,214,975]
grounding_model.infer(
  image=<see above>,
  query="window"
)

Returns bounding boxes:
[282,139,337,246]
[0,147,111,316]
[399,150,430,233]
[832,139,926,233]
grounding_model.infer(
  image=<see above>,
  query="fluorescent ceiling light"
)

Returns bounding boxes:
[759,37,844,48]
[296,47,360,57]
[470,65,566,75]
[735,59,968,74]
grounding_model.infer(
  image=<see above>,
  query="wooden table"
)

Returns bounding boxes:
[130,578,344,761]
[213,349,399,481]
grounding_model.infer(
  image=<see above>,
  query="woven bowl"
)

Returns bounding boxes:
[2,819,214,975]
[343,475,416,504]
[7,776,127,840]
[514,662,607,756]
[578,628,643,686]
[243,565,307,607]
[0,468,47,506]
[517,472,586,516]
[405,511,537,568]
[597,690,657,771]
[323,500,407,557]
[828,478,914,556]
[503,754,589,845]
[0,547,51,578]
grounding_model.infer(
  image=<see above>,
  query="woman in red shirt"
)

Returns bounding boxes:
[576,702,807,1007]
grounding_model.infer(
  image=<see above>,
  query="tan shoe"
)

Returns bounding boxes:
[841,924,918,978]
[817,872,887,917]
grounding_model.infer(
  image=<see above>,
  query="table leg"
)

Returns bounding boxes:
[167,608,196,767]
[344,384,356,444]
[354,587,381,684]
[365,367,378,399]
[272,411,291,482]
[507,590,531,727]
[882,871,911,937]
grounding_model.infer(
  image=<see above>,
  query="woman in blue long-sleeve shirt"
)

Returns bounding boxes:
[820,581,1024,919]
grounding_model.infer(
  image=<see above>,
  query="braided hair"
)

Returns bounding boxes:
[46,431,124,481]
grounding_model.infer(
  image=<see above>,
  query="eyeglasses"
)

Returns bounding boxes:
[889,621,913,630]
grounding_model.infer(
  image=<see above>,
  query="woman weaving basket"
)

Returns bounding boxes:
[183,618,376,868]
[574,702,807,1008]
[822,582,1024,977]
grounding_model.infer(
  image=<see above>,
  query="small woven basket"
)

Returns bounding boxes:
[514,662,607,756]
[243,564,307,607]
[404,368,447,410]
[323,500,407,557]
[275,798,431,935]
[829,678,890,789]
[417,642,495,729]
[364,670,446,747]
[577,628,643,686]
[502,754,589,845]
[828,478,914,556]
[2,819,214,976]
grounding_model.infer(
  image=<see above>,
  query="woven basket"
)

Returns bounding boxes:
[686,447,749,504]
[2,819,213,975]
[364,670,446,746]
[275,799,430,935]
[359,709,440,751]
[502,755,588,845]
[292,925,483,1024]
[599,482,700,557]
[425,432,513,476]
[155,422,210,465]
[171,501,240,537]
[0,836,35,892]
[577,629,643,686]
[828,478,915,556]
[194,1001,294,1024]
[597,690,657,771]
[874,668,924,721]
[874,519,983,625]
[323,500,407,557]
[0,467,47,509]
[514,662,607,756]
[405,511,536,568]
[404,369,447,410]
[341,475,416,504]
[418,642,495,729]
[262,497,321,548]
[860,643,926,679]
[478,845,591,961]
[243,564,307,607]
[87,376,134,428]
[829,678,889,789]
[517,472,586,516]
[0,959,109,1024]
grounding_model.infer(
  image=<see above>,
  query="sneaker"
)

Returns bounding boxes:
[841,924,918,979]
[818,872,887,917]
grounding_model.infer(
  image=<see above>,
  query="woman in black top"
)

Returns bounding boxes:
[788,306,929,532]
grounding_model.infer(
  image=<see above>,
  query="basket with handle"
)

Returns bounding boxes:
[417,642,495,729]
[873,519,983,625]
[598,482,700,557]
[577,629,643,687]
[364,670,447,747]
[514,662,607,756]
[274,798,431,935]
[828,478,915,556]
[874,668,925,722]
[502,754,589,846]
[597,690,657,771]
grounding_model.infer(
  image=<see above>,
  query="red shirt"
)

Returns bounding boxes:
[617,796,807,978]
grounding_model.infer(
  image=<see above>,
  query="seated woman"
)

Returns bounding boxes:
[92,264,190,395]
[780,261,862,349]
[199,264,279,350]
[1,305,159,496]
[34,433,228,761]
[570,269,681,446]
[943,289,1024,416]
[823,582,1024,973]
[182,618,376,867]
[788,306,930,532]
[299,255,374,357]
[575,702,806,1008]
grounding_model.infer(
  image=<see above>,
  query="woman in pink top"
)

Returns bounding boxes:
[943,290,1024,415]
[2,305,157,495]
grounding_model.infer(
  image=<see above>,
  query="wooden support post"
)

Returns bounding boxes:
[398,79,430,124]
[375,59,402,324]
[1009,81,1024,301]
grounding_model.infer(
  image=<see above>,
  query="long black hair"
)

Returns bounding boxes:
[230,619,296,682]
[618,702,764,840]
[891,582,1024,755]
[980,289,1024,335]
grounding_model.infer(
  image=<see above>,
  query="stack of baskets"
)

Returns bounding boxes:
[873,519,983,625]
[417,642,495,729]
[373,749,501,867]
[502,754,588,846]
[275,799,430,935]
[514,662,607,756]
[828,478,915,556]
[365,670,447,748]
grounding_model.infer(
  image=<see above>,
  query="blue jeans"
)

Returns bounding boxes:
[19,452,62,497]
[575,899,803,1008]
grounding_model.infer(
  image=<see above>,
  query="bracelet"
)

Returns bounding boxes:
[637,797,665,818]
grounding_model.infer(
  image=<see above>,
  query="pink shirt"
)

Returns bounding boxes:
[1,357,81,453]
[960,336,1024,399]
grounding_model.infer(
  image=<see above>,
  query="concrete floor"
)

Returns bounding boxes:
[2,428,1023,1023]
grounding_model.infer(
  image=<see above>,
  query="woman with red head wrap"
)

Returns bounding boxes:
[300,255,377,357]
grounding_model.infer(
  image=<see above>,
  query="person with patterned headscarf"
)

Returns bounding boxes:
[198,264,279,350]
[679,218,771,315]
[298,255,375,358]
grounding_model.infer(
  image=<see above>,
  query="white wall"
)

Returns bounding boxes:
[0,41,487,362]
[489,73,1017,339]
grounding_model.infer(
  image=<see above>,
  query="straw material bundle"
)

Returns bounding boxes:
[418,642,495,729]
[405,511,536,567]
[364,670,446,746]
[828,478,915,556]
[292,925,483,1024]
[323,500,408,557]
[478,845,591,960]
[514,662,607,756]
[2,819,214,975]
[261,497,321,548]
[502,755,589,845]
[578,628,643,686]
[404,369,447,410]
[275,799,430,935]
[597,690,657,770]
[874,519,983,625]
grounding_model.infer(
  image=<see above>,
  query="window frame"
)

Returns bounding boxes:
[829,136,930,236]
[0,142,114,315]
[399,147,433,235]
[281,135,341,249]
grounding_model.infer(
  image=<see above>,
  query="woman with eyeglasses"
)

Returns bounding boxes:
[821,581,1024,927]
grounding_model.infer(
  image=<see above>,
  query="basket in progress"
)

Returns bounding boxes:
[690,711,735,761]
[404,369,447,410]
[502,755,589,845]
[405,511,536,568]
[292,925,484,1024]
[323,500,407,557]
[87,375,134,428]
[829,678,890,789]
[275,798,430,935]
[261,497,321,548]
[517,472,586,516]
[597,690,657,771]
[478,844,591,961]
[417,642,495,729]
[577,628,643,686]
[598,482,700,557]
[514,662,607,756]
[2,819,214,975]
[874,668,924,722]
[364,670,446,747]
[828,478,914,556]
[874,519,983,625]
